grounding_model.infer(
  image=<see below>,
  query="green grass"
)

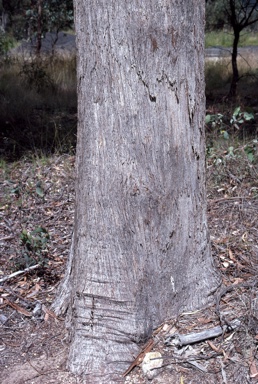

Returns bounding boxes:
[205,30,258,47]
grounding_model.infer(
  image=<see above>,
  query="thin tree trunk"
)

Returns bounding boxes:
[54,1,219,382]
[229,28,240,98]
[36,0,42,56]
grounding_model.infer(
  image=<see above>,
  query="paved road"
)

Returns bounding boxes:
[9,32,258,61]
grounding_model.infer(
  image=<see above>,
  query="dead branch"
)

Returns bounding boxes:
[0,264,40,284]
[165,319,241,347]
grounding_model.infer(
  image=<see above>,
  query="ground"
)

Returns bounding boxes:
[0,127,258,383]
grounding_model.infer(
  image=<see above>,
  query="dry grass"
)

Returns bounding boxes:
[0,55,77,159]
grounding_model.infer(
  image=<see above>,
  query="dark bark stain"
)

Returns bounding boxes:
[150,35,158,52]
[170,27,178,48]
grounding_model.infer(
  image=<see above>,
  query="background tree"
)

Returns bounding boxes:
[0,0,73,43]
[53,0,219,382]
[227,0,258,97]
[206,0,227,30]
[206,0,258,97]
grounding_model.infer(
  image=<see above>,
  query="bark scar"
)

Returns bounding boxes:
[136,70,156,102]
[90,296,95,330]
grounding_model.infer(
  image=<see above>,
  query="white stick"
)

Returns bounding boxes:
[0,264,40,283]
[165,319,241,347]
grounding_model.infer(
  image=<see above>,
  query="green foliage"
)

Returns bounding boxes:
[24,0,74,44]
[205,30,258,47]
[244,141,257,162]
[206,0,258,32]
[41,0,74,33]
[206,107,254,135]
[206,0,227,31]
[0,31,16,55]
[205,30,234,47]
[230,107,254,130]
[16,226,50,269]
[2,0,74,40]
[207,137,257,165]
[206,107,256,163]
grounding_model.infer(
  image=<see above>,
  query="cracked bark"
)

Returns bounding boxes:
[54,1,219,382]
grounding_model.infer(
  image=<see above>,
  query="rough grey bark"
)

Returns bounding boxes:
[54,1,219,382]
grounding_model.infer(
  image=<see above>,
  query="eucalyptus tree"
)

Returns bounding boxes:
[53,0,219,382]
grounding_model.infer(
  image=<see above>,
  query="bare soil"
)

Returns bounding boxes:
[0,136,258,383]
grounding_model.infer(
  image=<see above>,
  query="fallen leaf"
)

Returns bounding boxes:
[242,232,248,242]
[250,359,258,378]
[27,283,41,298]
[207,340,223,354]
[197,317,211,325]
[42,304,59,320]
[36,186,44,197]
[5,298,32,317]
[228,248,235,261]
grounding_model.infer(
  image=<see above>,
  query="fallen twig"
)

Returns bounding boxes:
[123,338,154,377]
[4,298,32,317]
[209,196,255,204]
[165,319,241,347]
[0,236,15,241]
[0,264,40,284]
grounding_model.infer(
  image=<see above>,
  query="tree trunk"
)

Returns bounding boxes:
[229,28,240,98]
[53,1,219,382]
[0,8,9,33]
[36,0,42,56]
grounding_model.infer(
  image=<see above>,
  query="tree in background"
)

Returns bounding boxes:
[53,0,219,382]
[206,0,258,98]
[206,0,228,30]
[227,0,258,97]
[0,0,73,46]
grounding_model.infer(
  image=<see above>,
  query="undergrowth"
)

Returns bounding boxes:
[206,105,258,201]
[0,55,77,160]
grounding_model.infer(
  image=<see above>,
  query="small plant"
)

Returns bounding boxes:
[20,60,55,93]
[205,113,224,128]
[206,106,257,168]
[230,107,254,130]
[205,112,229,139]
[205,107,254,139]
[15,226,50,269]
[240,140,257,163]
[0,32,16,55]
